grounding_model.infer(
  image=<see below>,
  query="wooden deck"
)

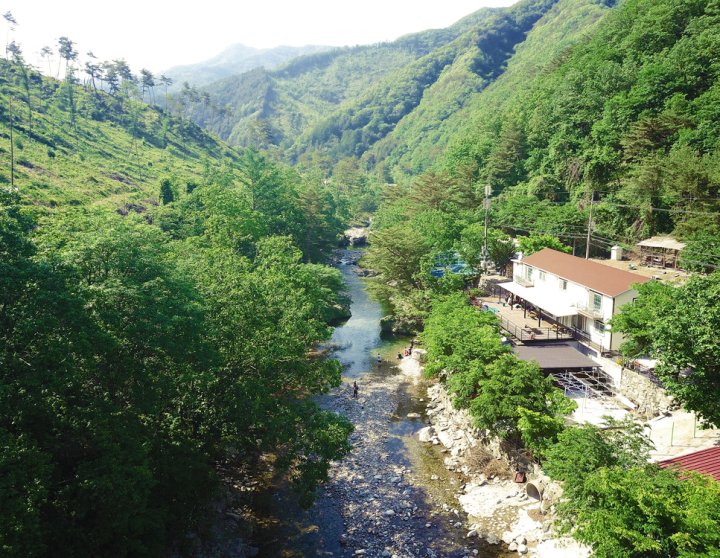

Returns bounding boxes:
[473,295,574,344]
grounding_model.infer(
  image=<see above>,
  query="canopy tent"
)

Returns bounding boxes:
[498,282,578,318]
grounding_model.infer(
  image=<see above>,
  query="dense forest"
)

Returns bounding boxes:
[1,41,355,556]
[363,0,720,328]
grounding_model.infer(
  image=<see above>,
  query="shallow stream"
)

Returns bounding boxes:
[248,251,510,557]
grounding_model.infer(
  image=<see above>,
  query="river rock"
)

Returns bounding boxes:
[517,543,528,554]
[342,226,369,247]
[437,429,454,448]
[407,412,421,419]
[412,348,427,362]
[417,426,435,442]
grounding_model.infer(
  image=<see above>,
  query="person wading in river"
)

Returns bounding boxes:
[353,381,358,399]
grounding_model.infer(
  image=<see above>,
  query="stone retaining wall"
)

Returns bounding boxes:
[619,368,675,419]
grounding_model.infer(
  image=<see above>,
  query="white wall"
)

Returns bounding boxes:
[513,261,636,352]
[608,289,638,351]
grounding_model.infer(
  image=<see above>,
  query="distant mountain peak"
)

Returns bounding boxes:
[163,44,332,89]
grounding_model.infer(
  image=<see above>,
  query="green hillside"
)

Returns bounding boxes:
[444,0,720,243]
[297,0,559,166]
[0,60,239,212]
[366,0,614,178]
[185,2,548,156]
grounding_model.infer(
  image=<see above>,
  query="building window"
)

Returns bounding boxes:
[559,278,567,290]
[594,319,605,333]
[591,292,602,312]
[539,271,546,281]
[525,266,533,280]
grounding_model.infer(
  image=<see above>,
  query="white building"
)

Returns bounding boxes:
[499,248,650,353]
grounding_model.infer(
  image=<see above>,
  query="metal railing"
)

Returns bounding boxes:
[494,314,574,343]
[576,302,604,319]
[514,275,534,287]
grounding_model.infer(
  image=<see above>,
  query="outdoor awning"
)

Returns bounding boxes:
[498,282,578,318]
[513,344,598,370]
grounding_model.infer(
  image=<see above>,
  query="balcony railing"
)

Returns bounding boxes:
[514,275,534,287]
[576,302,603,319]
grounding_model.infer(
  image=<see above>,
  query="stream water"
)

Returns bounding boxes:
[247,251,510,557]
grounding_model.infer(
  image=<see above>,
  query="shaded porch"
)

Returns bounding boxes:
[472,294,574,344]
[477,284,602,351]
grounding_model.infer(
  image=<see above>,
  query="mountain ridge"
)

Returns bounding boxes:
[163,43,332,90]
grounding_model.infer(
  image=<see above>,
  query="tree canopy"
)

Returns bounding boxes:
[612,274,720,427]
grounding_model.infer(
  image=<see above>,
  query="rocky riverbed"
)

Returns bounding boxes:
[416,382,591,558]
[316,351,508,558]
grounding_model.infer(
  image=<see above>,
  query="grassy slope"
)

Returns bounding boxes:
[0,68,238,212]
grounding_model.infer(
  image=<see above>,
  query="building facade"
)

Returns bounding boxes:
[499,248,650,353]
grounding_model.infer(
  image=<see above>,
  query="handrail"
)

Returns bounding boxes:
[493,313,574,342]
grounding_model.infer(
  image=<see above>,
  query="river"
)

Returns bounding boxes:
[246,251,510,557]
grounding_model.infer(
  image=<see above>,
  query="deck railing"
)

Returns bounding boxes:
[492,313,574,343]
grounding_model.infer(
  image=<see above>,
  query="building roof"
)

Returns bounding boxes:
[659,447,720,482]
[521,248,650,297]
[637,236,686,251]
[513,343,598,370]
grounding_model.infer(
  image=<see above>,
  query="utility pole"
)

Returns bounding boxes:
[9,97,14,188]
[585,190,594,259]
[483,184,491,271]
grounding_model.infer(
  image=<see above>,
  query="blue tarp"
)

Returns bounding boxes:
[430,253,476,278]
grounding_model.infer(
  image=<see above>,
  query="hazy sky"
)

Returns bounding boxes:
[4,0,517,73]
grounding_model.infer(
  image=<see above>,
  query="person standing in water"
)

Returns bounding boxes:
[353,381,359,398]
[376,353,382,365]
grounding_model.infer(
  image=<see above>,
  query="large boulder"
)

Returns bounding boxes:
[342,226,369,246]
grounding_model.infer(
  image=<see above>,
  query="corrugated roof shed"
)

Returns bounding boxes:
[659,447,720,482]
[637,236,686,251]
[521,248,650,297]
[513,343,598,370]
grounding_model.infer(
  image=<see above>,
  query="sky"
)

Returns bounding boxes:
[4,0,517,74]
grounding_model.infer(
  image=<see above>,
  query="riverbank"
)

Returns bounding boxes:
[319,350,506,558]
[406,358,591,558]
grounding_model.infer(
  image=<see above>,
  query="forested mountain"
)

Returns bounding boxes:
[366,0,614,177]
[163,43,332,90]
[443,0,720,243]
[363,0,720,327]
[185,0,552,158]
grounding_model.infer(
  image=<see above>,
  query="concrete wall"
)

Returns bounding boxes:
[619,368,675,419]
[609,289,638,350]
